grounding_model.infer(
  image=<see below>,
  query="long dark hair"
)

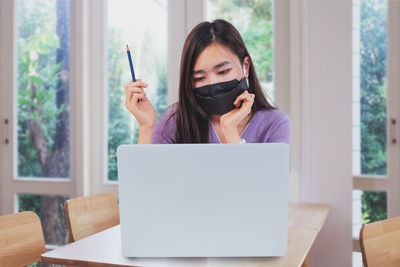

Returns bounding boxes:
[169,19,275,143]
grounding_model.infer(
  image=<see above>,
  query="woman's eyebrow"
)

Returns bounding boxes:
[192,61,231,75]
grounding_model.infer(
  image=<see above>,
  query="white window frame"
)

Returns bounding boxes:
[351,0,400,252]
[0,0,88,217]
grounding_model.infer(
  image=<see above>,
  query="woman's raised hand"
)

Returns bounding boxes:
[219,90,255,143]
[124,79,156,128]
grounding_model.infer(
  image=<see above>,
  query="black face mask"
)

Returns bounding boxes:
[194,77,248,115]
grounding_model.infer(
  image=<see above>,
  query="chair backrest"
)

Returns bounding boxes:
[65,193,120,242]
[0,211,46,266]
[360,216,400,267]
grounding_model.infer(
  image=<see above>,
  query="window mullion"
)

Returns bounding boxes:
[353,176,388,191]
[387,0,400,218]
[0,0,16,215]
[353,238,361,252]
[12,179,72,196]
[88,0,112,195]
[70,0,90,198]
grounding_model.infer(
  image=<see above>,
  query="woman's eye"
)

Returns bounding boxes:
[218,69,231,75]
[194,77,204,82]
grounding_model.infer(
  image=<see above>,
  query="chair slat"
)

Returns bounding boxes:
[65,193,120,242]
[0,211,45,266]
[360,216,400,267]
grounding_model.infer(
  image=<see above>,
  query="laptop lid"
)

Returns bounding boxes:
[117,143,289,257]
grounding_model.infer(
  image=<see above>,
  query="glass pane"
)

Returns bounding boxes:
[206,0,274,101]
[352,190,387,239]
[18,194,70,246]
[16,0,70,179]
[352,0,387,176]
[107,0,168,181]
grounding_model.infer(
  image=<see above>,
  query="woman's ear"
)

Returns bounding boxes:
[243,56,250,88]
[243,56,250,78]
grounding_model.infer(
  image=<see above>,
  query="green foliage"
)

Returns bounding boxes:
[359,0,387,224]
[107,28,133,181]
[360,0,387,176]
[16,0,63,177]
[361,191,387,224]
[18,194,41,216]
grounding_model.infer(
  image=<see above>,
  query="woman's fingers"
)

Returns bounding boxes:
[124,79,148,95]
[123,79,157,128]
[128,87,147,96]
[234,91,255,106]
[131,80,148,88]
[125,90,147,106]
[124,79,145,87]
[132,93,147,103]
[126,93,146,109]
[124,80,148,105]
[127,83,148,92]
[233,91,249,105]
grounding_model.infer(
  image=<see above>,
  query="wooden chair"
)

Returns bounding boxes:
[65,193,120,242]
[360,216,400,267]
[0,211,46,266]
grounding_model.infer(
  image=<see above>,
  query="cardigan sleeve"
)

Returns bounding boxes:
[152,104,178,144]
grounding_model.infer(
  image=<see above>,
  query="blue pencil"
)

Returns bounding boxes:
[126,44,136,82]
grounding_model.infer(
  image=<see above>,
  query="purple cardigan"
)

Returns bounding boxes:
[152,104,291,145]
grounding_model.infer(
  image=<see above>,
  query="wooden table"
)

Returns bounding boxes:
[41,202,330,267]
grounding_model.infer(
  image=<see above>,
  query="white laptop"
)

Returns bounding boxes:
[117,143,289,258]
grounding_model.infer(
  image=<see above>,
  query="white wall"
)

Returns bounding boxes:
[299,1,353,266]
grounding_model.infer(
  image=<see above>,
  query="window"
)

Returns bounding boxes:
[17,0,70,179]
[15,0,71,246]
[1,0,291,248]
[18,194,70,245]
[107,0,168,181]
[352,0,388,264]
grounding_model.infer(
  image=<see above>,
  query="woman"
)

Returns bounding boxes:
[124,19,291,144]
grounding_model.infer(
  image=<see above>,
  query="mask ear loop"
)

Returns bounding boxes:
[243,64,249,88]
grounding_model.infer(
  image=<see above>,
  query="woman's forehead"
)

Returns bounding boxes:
[194,43,239,70]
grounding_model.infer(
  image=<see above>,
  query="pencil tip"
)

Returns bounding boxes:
[126,44,129,51]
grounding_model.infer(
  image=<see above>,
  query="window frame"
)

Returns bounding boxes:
[0,0,88,217]
[351,0,400,253]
